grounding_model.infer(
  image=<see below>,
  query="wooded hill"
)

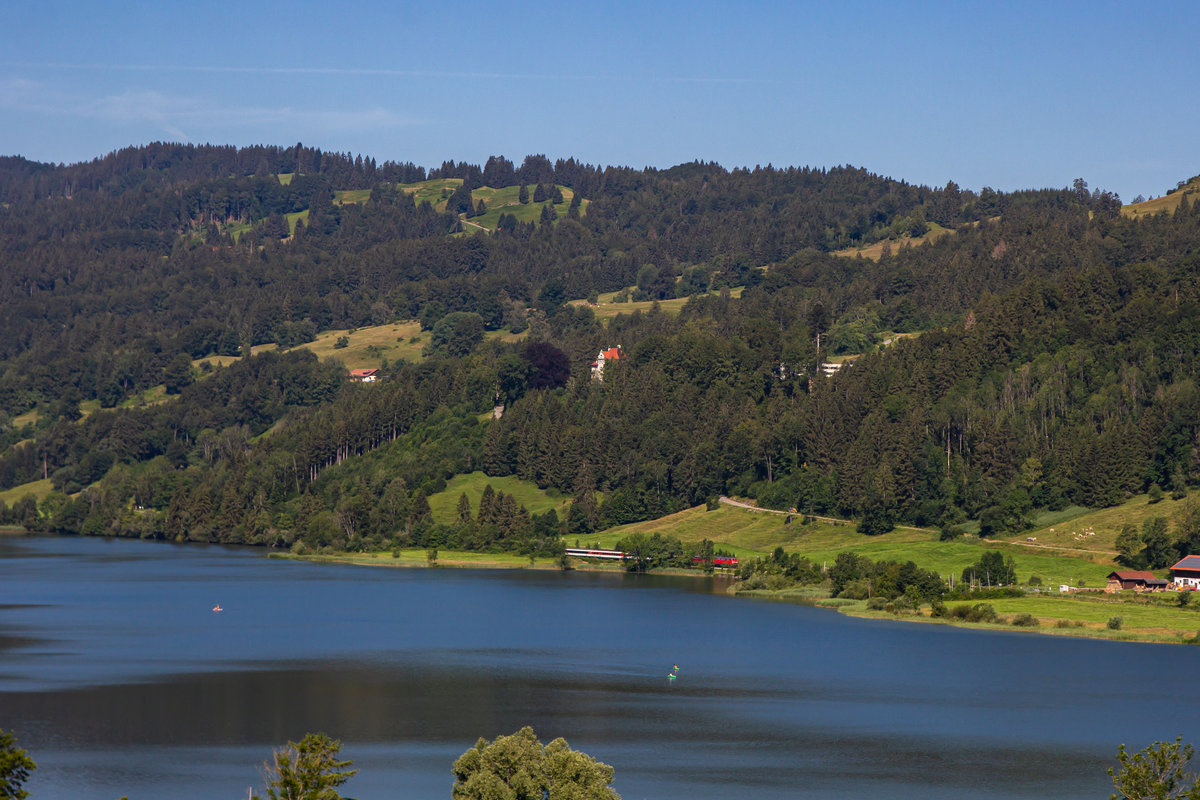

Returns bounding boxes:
[1,143,1196,562]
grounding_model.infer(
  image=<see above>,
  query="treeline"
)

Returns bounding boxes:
[4,196,1200,553]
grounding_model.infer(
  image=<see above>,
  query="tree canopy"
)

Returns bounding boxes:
[452,726,620,800]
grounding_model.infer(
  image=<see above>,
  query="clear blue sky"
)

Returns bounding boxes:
[2,0,1196,201]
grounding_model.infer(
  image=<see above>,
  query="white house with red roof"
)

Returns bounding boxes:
[348,368,379,383]
[1170,555,1200,589]
[590,346,622,381]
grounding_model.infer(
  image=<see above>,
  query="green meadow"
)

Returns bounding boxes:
[0,478,54,505]
[589,503,1116,588]
[428,472,570,525]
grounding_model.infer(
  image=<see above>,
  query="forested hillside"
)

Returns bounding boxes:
[1,143,1195,556]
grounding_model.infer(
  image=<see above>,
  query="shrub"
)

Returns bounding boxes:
[1107,616,1123,630]
[1011,613,1040,627]
[939,524,964,541]
[1148,484,1164,504]
[929,600,947,618]
[866,597,888,611]
[334,336,349,349]
[1180,592,1193,608]
[1027,575,1042,587]
[948,603,997,623]
[838,578,872,600]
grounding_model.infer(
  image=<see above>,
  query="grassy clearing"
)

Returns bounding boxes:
[192,320,522,374]
[570,286,744,322]
[397,179,584,232]
[428,472,569,525]
[334,189,372,205]
[285,209,309,234]
[0,479,54,505]
[277,173,294,186]
[285,322,426,368]
[399,178,462,210]
[12,410,40,427]
[833,222,956,261]
[1122,176,1200,219]
[468,185,582,231]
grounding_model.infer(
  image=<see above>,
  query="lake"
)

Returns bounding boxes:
[1,535,1197,799]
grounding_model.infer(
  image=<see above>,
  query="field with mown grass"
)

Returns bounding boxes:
[428,472,570,525]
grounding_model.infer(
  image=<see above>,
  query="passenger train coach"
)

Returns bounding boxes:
[562,547,737,567]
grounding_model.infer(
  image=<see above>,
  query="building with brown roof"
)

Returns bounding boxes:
[1105,570,1169,592]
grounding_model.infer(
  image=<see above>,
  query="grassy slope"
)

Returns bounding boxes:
[1122,176,1200,219]
[398,179,585,233]
[832,221,956,261]
[0,478,54,504]
[428,472,569,525]
[993,493,1193,555]
[569,287,745,322]
[591,504,1116,587]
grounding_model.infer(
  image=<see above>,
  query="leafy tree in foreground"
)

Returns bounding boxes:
[1109,737,1200,800]
[452,726,620,800]
[254,732,357,800]
[0,728,36,800]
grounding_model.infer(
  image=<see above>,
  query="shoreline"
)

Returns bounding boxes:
[279,548,1200,646]
[8,532,1192,646]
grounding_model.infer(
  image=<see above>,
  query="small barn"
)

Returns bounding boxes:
[1105,570,1169,592]
[1170,555,1200,589]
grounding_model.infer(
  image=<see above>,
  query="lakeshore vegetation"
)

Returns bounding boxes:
[2,144,1200,640]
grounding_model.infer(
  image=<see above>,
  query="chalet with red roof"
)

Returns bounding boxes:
[590,346,622,381]
[348,368,379,383]
[1105,570,1169,592]
[1170,555,1200,589]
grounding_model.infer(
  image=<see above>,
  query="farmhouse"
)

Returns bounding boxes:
[1170,555,1200,589]
[348,368,379,383]
[590,346,622,381]
[1105,570,1169,592]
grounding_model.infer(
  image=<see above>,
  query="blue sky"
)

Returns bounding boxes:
[2,0,1196,201]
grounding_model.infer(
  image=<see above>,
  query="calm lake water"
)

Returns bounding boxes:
[2,535,1198,800]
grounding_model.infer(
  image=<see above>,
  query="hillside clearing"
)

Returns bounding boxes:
[428,472,569,524]
[570,286,744,322]
[833,222,956,260]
